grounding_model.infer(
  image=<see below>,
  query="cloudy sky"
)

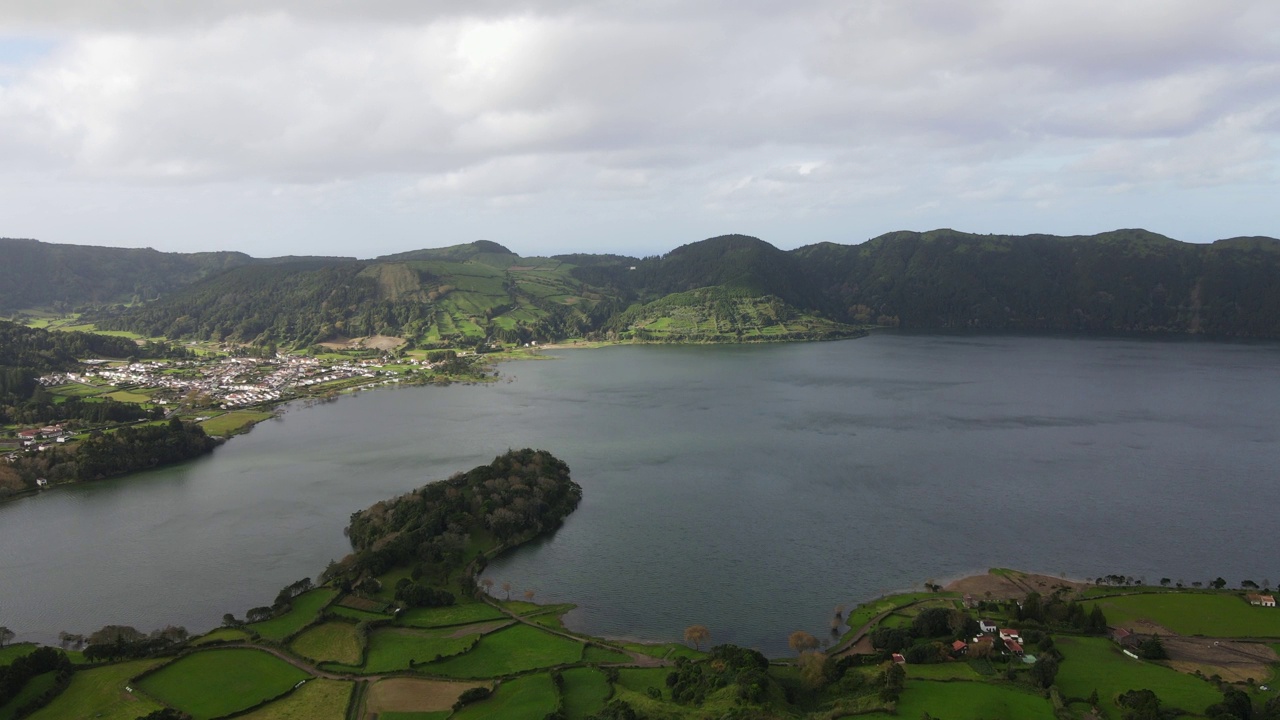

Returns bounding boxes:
[1,1,1277,258]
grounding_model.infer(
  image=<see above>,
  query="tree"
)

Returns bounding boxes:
[1160,578,1171,587]
[1242,579,1260,590]
[480,578,494,596]
[1029,656,1059,688]
[1087,605,1108,634]
[683,625,710,651]
[1212,577,1228,590]
[789,630,820,656]
[0,626,13,647]
[523,589,536,602]
[1137,636,1168,660]
[502,581,512,600]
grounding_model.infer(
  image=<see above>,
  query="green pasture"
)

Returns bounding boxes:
[0,643,37,666]
[582,645,631,664]
[47,382,111,398]
[905,661,983,680]
[236,678,352,720]
[247,588,337,641]
[27,659,164,720]
[338,627,477,673]
[398,603,505,628]
[191,627,250,646]
[423,624,583,678]
[137,648,309,720]
[860,679,1055,720]
[199,410,274,436]
[0,671,57,720]
[1085,592,1280,637]
[291,622,363,665]
[103,389,153,403]
[561,667,611,719]
[1054,636,1220,716]
[331,605,391,622]
[452,673,559,720]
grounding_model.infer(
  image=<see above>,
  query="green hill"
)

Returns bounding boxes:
[13,229,1280,345]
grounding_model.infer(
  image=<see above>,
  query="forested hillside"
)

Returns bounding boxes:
[12,229,1280,344]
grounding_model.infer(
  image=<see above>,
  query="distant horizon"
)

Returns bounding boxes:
[6,225,1277,262]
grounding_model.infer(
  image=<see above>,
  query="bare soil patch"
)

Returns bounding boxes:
[337,595,386,612]
[318,335,405,351]
[945,570,1089,600]
[1164,637,1277,683]
[364,677,489,714]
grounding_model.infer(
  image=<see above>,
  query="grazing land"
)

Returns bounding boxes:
[235,679,351,720]
[1084,592,1280,637]
[421,624,584,678]
[137,648,309,719]
[397,603,506,628]
[560,667,612,719]
[26,659,163,720]
[364,678,487,716]
[290,622,363,665]
[246,588,337,641]
[451,673,559,720]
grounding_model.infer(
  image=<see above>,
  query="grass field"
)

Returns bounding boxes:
[905,661,983,680]
[103,389,153,403]
[1054,636,1221,716]
[27,659,163,720]
[365,678,486,716]
[138,649,309,720]
[614,668,669,695]
[191,627,251,645]
[1085,593,1280,637]
[247,588,337,641]
[561,667,611,719]
[199,410,275,437]
[0,644,37,666]
[330,605,391,621]
[423,624,583,678]
[582,645,632,664]
[341,627,477,673]
[452,673,559,720]
[0,671,57,720]
[860,679,1056,720]
[236,679,351,720]
[47,382,111,398]
[398,603,505,628]
[291,622,363,665]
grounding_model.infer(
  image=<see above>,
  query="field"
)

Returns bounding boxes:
[0,644,37,666]
[247,588,337,641]
[199,410,275,436]
[137,648,309,720]
[349,627,478,673]
[364,678,487,716]
[103,389,153,403]
[46,382,111,398]
[27,659,163,720]
[0,671,57,720]
[1054,636,1221,716]
[561,667,611,719]
[192,627,251,645]
[291,622,363,665]
[422,624,583,678]
[582,645,632,664]
[1085,593,1280,637]
[236,679,351,720]
[860,679,1056,720]
[330,605,391,621]
[451,673,559,720]
[398,603,506,628]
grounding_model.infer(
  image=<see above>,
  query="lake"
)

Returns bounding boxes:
[2,333,1278,656]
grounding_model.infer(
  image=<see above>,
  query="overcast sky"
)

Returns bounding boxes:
[1,1,1277,258]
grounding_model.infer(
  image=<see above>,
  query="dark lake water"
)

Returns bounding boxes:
[2,333,1278,656]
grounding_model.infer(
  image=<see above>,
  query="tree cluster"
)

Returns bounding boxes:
[663,645,771,706]
[336,449,580,591]
[0,646,72,709]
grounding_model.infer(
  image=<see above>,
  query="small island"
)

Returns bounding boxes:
[3,452,1279,720]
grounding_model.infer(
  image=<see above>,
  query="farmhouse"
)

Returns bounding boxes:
[1004,638,1024,656]
[1246,593,1276,607]
[978,620,998,634]
[951,640,968,655]
[891,653,906,664]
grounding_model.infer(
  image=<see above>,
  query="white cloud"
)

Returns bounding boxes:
[0,0,1276,254]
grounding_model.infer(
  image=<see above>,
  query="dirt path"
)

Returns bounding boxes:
[830,599,929,658]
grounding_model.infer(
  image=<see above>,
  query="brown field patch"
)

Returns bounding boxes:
[1163,637,1277,684]
[338,595,387,612]
[944,570,1089,600]
[318,335,405,351]
[364,678,489,714]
